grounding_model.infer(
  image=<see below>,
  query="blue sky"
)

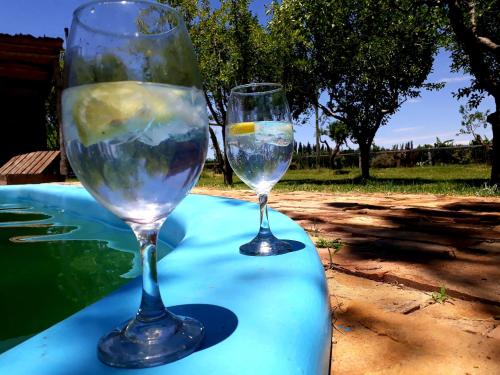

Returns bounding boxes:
[1,0,494,150]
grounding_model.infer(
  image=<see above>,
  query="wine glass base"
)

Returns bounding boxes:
[97,312,204,368]
[240,233,292,256]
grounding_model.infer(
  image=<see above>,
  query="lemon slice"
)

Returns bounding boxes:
[229,122,255,136]
[72,82,151,146]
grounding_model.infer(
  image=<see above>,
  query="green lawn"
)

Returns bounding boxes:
[198,164,499,196]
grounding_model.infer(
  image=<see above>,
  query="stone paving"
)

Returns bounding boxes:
[193,187,500,375]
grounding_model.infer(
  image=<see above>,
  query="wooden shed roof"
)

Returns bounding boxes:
[0,33,63,83]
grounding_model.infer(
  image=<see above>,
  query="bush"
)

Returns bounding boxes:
[371,153,396,168]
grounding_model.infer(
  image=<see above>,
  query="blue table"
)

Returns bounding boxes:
[0,185,331,375]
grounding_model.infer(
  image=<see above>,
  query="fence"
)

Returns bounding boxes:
[290,144,491,170]
[204,145,491,171]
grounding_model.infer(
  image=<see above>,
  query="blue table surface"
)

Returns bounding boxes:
[0,184,331,375]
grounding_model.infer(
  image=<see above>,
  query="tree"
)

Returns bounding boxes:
[438,0,499,184]
[322,0,442,178]
[271,0,442,178]
[268,1,324,170]
[458,103,490,139]
[321,120,349,169]
[164,0,278,185]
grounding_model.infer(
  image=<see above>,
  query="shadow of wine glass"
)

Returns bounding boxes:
[282,239,306,252]
[168,304,238,351]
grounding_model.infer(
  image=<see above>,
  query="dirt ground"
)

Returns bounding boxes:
[193,187,500,375]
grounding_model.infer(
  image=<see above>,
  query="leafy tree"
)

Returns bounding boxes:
[433,0,499,184]
[306,142,312,155]
[458,103,490,139]
[163,0,278,185]
[323,0,442,178]
[320,120,349,168]
[268,1,324,169]
[271,0,442,178]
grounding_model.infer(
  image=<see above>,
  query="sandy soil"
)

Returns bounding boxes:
[193,187,500,374]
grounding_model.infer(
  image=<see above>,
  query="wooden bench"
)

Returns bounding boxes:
[0,151,63,185]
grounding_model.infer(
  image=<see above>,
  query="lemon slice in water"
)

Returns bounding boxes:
[72,82,154,146]
[229,122,255,136]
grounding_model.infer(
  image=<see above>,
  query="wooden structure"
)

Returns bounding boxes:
[0,34,65,179]
[0,151,63,185]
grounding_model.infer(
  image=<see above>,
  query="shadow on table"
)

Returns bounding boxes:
[169,304,238,351]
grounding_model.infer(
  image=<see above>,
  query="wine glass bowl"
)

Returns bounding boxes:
[62,0,208,368]
[225,83,293,256]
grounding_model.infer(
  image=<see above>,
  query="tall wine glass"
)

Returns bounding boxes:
[225,83,293,256]
[62,0,208,368]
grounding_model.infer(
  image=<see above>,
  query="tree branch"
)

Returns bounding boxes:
[208,125,225,174]
[205,91,223,127]
[215,88,227,122]
[318,102,348,123]
[446,0,497,95]
[477,36,499,52]
[320,138,331,151]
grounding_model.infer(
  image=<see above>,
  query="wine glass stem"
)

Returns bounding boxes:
[258,193,271,236]
[131,223,167,322]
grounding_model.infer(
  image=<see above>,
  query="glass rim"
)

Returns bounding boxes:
[230,83,283,96]
[73,0,182,39]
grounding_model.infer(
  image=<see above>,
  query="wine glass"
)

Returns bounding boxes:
[225,83,293,256]
[62,0,208,368]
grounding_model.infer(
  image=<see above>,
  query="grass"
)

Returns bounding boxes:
[197,164,499,196]
[431,286,451,304]
[315,237,343,270]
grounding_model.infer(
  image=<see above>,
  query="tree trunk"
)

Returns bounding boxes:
[315,102,320,169]
[54,62,68,177]
[488,102,499,185]
[223,154,233,185]
[359,141,372,179]
[330,142,341,169]
[208,126,224,174]
[221,124,233,185]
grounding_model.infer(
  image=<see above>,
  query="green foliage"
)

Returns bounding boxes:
[271,0,443,178]
[161,0,279,184]
[436,0,499,184]
[69,53,129,86]
[316,237,343,270]
[434,137,454,148]
[445,0,499,107]
[458,104,490,138]
[431,286,450,304]
[268,0,321,120]
[188,0,277,123]
[326,121,349,146]
[315,238,343,253]
[45,86,59,151]
[371,153,396,169]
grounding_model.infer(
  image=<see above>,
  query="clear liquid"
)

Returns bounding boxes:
[62,82,208,224]
[226,121,293,194]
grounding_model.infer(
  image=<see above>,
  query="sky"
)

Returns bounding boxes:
[0,0,494,151]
